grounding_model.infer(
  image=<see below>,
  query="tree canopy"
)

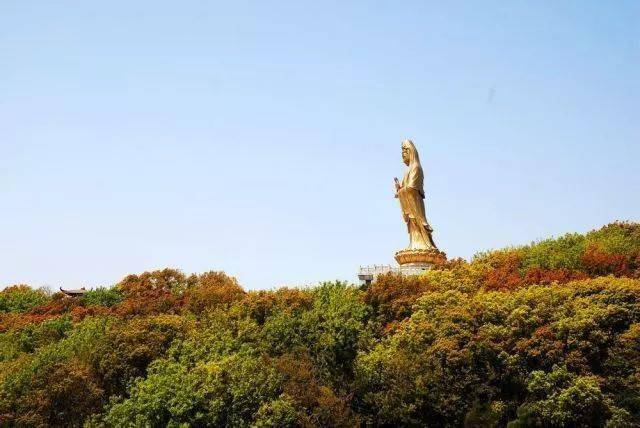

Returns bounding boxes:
[1,222,639,427]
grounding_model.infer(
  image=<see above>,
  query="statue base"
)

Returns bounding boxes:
[357,249,447,285]
[394,248,447,267]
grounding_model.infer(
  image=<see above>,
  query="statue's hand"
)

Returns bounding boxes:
[394,177,401,191]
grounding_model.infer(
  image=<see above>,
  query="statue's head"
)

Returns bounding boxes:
[401,139,418,166]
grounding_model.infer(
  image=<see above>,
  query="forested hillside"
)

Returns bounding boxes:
[1,222,639,427]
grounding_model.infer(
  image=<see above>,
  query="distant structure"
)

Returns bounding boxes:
[357,264,434,286]
[358,265,393,286]
[358,139,446,285]
[60,287,87,297]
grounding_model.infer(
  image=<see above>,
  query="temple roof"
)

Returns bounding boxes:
[60,287,87,296]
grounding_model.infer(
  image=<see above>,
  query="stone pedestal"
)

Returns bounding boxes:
[397,263,433,276]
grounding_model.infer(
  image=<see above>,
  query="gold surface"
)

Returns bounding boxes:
[394,248,447,265]
[394,139,443,264]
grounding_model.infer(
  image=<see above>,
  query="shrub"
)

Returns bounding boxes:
[103,354,284,427]
[0,285,49,313]
[81,287,123,307]
[0,317,110,425]
[91,315,188,396]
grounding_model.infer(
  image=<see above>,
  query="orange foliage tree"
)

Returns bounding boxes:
[183,271,245,314]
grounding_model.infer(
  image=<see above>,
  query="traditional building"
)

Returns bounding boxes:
[60,287,87,297]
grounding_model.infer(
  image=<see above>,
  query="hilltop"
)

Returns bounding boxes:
[1,222,639,427]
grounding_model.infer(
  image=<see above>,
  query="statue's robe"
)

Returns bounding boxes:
[398,164,436,250]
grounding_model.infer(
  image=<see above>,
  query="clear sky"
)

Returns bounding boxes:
[1,1,638,290]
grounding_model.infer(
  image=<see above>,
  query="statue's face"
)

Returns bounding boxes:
[402,146,410,165]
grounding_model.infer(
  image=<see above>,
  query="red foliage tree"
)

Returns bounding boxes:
[482,252,523,291]
[113,288,181,318]
[362,272,430,325]
[522,268,588,286]
[581,245,631,277]
[117,268,190,297]
[113,268,188,317]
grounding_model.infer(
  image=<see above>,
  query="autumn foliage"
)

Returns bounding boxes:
[1,222,640,427]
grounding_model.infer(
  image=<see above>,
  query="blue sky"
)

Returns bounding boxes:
[1,1,638,290]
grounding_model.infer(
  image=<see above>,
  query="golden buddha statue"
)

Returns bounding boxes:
[394,139,446,266]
